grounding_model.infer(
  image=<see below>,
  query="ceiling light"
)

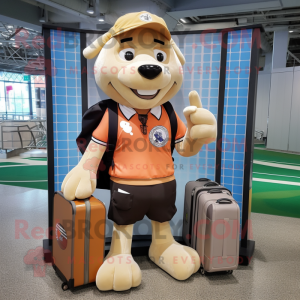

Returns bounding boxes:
[39,9,48,23]
[180,18,187,23]
[238,18,248,25]
[86,0,95,14]
[7,25,13,29]
[98,14,105,22]
[289,30,294,33]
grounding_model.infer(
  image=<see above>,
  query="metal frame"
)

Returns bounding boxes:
[0,43,44,73]
[215,31,228,184]
[0,113,37,120]
[0,121,46,150]
[0,21,44,73]
[80,32,88,115]
[241,29,260,251]
[44,28,54,248]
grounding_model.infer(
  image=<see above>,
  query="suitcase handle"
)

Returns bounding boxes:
[208,189,224,194]
[204,182,219,187]
[216,198,232,204]
[196,178,211,182]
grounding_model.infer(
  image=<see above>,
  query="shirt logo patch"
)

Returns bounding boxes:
[149,126,169,147]
[139,13,152,22]
[120,121,133,135]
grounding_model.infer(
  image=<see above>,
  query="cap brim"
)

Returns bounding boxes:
[112,22,171,41]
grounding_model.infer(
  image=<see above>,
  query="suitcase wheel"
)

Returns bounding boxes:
[62,282,69,291]
[199,266,205,275]
[227,270,233,275]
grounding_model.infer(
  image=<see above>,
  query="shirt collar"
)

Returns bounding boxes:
[119,104,162,120]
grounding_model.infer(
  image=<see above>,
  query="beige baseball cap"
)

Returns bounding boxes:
[83,11,171,59]
[110,11,171,40]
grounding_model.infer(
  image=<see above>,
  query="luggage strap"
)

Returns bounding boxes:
[84,201,91,284]
[222,218,229,259]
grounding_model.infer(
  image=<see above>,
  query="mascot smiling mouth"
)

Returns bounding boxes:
[131,89,160,99]
[110,82,177,100]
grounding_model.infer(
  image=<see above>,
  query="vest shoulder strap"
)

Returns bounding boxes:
[162,101,178,155]
[106,100,118,168]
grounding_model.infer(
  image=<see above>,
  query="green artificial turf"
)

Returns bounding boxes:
[23,157,47,161]
[0,181,48,189]
[254,144,266,149]
[0,165,48,190]
[254,149,300,165]
[253,164,300,183]
[252,181,300,218]
[252,148,300,218]
[0,162,26,166]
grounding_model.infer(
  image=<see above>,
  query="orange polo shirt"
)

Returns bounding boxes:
[92,104,186,180]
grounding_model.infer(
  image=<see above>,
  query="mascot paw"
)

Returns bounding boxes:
[96,254,141,291]
[149,241,200,280]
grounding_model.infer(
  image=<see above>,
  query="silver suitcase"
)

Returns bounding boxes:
[182,178,230,246]
[193,189,240,274]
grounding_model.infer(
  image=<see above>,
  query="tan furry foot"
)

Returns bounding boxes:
[96,254,141,291]
[149,240,200,280]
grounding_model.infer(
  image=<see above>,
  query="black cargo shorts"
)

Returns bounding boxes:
[108,180,177,225]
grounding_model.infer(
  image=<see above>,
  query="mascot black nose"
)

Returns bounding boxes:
[138,65,162,80]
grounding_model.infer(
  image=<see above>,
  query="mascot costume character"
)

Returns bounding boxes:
[61,11,217,291]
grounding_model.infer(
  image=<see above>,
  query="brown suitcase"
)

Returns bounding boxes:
[52,192,106,290]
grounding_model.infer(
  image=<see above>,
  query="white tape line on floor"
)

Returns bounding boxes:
[0,165,42,168]
[253,172,300,180]
[255,160,300,166]
[0,180,47,182]
[253,160,300,171]
[253,178,300,186]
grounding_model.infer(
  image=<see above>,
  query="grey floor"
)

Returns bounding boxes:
[1,184,300,300]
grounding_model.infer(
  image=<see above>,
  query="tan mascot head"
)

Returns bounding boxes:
[83,11,185,109]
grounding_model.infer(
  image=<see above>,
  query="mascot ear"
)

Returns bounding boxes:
[170,38,185,66]
[83,31,112,59]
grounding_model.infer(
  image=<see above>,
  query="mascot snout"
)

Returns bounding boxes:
[117,59,172,93]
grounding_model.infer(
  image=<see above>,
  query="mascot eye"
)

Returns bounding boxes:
[119,48,135,61]
[154,49,167,62]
